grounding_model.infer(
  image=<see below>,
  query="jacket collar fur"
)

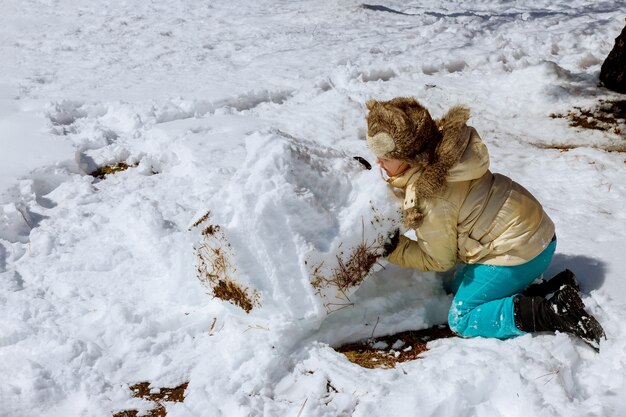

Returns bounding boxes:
[389,105,472,229]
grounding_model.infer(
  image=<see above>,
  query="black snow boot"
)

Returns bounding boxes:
[514,285,605,351]
[522,269,579,298]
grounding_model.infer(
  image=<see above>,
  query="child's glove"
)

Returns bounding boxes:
[382,229,400,257]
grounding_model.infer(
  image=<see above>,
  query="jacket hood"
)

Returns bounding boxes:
[446,126,490,183]
[400,105,475,228]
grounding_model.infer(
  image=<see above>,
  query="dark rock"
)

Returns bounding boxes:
[600,23,626,94]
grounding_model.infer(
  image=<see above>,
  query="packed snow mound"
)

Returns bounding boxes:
[190,129,402,321]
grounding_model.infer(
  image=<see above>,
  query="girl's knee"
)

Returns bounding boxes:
[448,302,469,336]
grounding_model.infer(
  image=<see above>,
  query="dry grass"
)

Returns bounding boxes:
[336,325,455,369]
[311,242,381,292]
[212,279,257,313]
[310,230,388,313]
[113,382,188,417]
[309,213,401,313]
[550,99,626,137]
[535,142,626,153]
[192,212,260,313]
[189,210,212,230]
[90,162,138,179]
[201,224,221,236]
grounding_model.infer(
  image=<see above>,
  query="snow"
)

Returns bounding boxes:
[1,1,626,416]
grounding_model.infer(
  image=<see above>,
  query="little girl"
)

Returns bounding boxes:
[367,97,604,350]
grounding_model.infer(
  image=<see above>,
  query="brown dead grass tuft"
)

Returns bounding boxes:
[190,210,211,229]
[202,224,221,236]
[305,221,389,313]
[534,143,584,152]
[193,213,260,313]
[550,99,626,138]
[325,242,380,290]
[212,279,257,313]
[90,162,138,179]
[310,230,388,313]
[336,325,455,369]
[113,382,189,417]
[536,142,626,153]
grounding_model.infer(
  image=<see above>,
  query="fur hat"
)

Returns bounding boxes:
[366,97,440,166]
[366,97,471,228]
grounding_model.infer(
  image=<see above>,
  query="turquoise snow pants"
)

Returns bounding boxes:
[448,238,557,339]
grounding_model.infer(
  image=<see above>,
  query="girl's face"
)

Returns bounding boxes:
[376,157,410,177]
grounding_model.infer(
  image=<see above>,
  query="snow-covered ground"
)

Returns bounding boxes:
[2,1,626,416]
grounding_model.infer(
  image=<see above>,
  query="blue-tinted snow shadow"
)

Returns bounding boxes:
[0,242,6,272]
[546,254,606,293]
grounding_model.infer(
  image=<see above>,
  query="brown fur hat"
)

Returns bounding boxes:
[366,97,440,167]
[366,97,471,228]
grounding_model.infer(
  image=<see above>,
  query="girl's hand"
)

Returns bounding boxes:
[382,229,400,257]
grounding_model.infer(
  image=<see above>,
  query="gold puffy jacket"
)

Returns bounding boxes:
[387,127,555,272]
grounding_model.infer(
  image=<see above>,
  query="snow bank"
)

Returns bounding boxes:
[190,128,401,320]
